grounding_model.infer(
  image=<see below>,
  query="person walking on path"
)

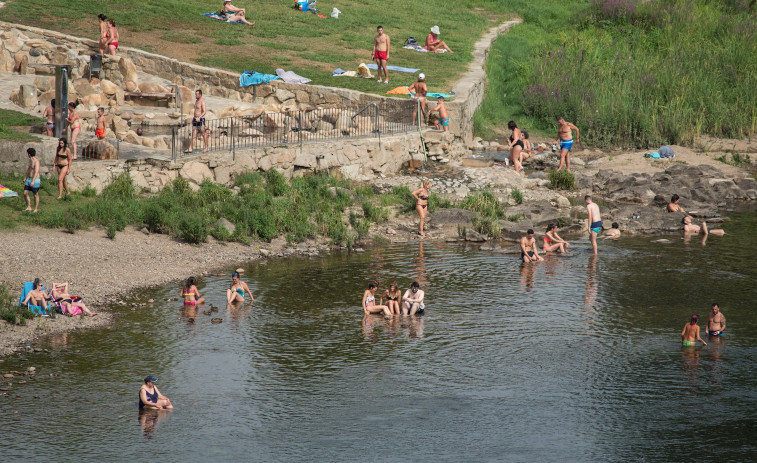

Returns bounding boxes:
[23,148,41,213]
[54,138,72,199]
[681,314,706,347]
[106,19,119,55]
[585,195,601,255]
[372,25,391,84]
[553,116,579,171]
[706,303,726,336]
[190,90,209,153]
[97,14,109,56]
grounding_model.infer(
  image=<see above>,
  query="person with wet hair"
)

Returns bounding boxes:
[363,282,391,317]
[520,229,544,262]
[706,303,726,336]
[226,271,254,304]
[543,223,570,253]
[604,222,620,238]
[682,216,725,236]
[181,277,205,306]
[681,314,706,347]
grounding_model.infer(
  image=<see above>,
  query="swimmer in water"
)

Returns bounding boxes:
[681,314,706,347]
[363,282,391,317]
[682,216,725,236]
[226,271,254,304]
[180,276,205,305]
[603,222,620,239]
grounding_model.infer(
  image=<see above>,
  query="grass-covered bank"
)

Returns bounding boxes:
[0,0,508,95]
[0,109,42,141]
[475,0,757,148]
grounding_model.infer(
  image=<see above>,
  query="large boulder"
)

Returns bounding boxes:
[100,79,119,95]
[72,78,98,97]
[139,82,169,94]
[14,52,30,74]
[82,140,117,160]
[10,85,37,108]
[118,57,139,85]
[0,49,14,73]
[179,161,213,185]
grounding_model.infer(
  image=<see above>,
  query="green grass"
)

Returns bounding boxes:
[0,0,509,95]
[0,283,35,325]
[475,0,757,148]
[0,109,43,141]
[548,170,576,190]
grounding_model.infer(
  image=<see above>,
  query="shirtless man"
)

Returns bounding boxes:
[22,279,48,308]
[191,89,209,152]
[95,107,106,140]
[372,25,390,84]
[603,222,620,238]
[585,195,601,254]
[706,303,726,336]
[667,194,686,214]
[520,229,544,262]
[424,26,453,53]
[554,116,579,171]
[682,216,725,236]
[431,96,449,131]
[43,99,55,136]
[402,281,425,316]
[681,314,706,346]
[23,148,41,213]
[409,74,428,125]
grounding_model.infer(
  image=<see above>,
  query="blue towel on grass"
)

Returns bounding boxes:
[365,64,420,73]
[202,13,244,24]
[239,71,280,87]
[426,92,454,99]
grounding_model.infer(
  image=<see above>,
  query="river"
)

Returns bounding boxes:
[2,214,756,462]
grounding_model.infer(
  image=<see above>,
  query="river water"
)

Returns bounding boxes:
[2,214,756,462]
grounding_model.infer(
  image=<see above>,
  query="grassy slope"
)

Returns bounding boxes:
[0,109,42,141]
[475,0,757,148]
[0,0,508,95]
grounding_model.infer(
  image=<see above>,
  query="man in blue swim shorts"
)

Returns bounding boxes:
[431,96,449,132]
[585,195,602,255]
[23,148,41,213]
[554,116,580,171]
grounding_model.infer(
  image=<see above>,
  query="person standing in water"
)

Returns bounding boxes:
[585,195,602,255]
[412,180,431,236]
[553,116,579,171]
[706,303,726,336]
[226,271,254,304]
[681,314,707,347]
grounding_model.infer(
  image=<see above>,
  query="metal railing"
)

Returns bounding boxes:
[71,135,121,161]
[169,100,416,160]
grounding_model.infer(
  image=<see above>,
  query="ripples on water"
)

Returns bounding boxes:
[2,216,756,462]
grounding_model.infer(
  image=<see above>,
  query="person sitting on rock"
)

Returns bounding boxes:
[542,223,570,253]
[604,222,620,238]
[667,194,687,214]
[682,216,725,236]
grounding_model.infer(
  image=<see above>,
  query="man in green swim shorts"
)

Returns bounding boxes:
[681,314,706,347]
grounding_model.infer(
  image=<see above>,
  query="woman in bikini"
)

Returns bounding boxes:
[226,271,254,304]
[681,314,706,347]
[363,282,391,317]
[43,99,55,136]
[543,223,570,253]
[66,103,81,161]
[412,179,431,236]
[381,282,402,316]
[180,276,205,306]
[54,137,72,199]
[106,19,119,55]
[507,120,524,173]
[219,3,255,26]
[51,282,97,317]
[97,14,108,55]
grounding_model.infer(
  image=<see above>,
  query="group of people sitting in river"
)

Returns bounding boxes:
[20,278,97,317]
[363,281,425,317]
[180,272,254,307]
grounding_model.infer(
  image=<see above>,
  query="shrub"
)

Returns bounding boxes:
[63,208,87,233]
[106,224,117,239]
[548,170,576,190]
[264,169,289,196]
[511,187,524,205]
[472,214,502,238]
[362,201,389,223]
[211,224,232,242]
[81,185,97,197]
[460,190,505,218]
[429,193,452,211]
[177,216,208,244]
[198,179,233,205]
[349,211,371,239]
[102,172,136,200]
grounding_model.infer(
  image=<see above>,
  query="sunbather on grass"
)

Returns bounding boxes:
[220,2,254,25]
[52,282,97,317]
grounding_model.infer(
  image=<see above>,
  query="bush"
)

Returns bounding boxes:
[548,170,577,190]
[177,216,208,244]
[106,224,116,239]
[362,201,389,223]
[472,214,502,238]
[102,172,136,200]
[264,169,289,196]
[0,284,35,325]
[511,187,524,205]
[460,190,505,218]
[63,208,87,233]
[81,185,97,197]
[350,211,371,239]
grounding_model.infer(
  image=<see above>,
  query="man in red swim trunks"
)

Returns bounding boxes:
[372,25,390,84]
[95,107,106,139]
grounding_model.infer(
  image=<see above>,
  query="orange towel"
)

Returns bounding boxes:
[386,87,411,95]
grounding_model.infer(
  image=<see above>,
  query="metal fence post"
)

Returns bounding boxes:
[171,126,176,161]
[231,117,236,161]
[299,111,303,151]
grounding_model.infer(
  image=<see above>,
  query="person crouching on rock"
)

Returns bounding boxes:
[139,376,173,410]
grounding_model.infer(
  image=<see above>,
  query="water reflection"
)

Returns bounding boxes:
[138,409,171,440]
[519,261,537,291]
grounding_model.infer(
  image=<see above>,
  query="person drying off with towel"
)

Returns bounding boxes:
[372,25,391,84]
[431,96,449,131]
[409,74,428,125]
[425,26,453,53]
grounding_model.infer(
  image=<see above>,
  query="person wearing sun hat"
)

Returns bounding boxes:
[139,375,174,410]
[409,73,428,125]
[425,25,453,53]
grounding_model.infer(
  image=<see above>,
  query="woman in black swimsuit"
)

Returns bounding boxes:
[412,179,431,236]
[507,120,524,173]
[381,282,402,315]
[54,137,71,199]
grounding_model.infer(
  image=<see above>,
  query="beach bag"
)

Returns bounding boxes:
[405,37,418,47]
[659,145,674,159]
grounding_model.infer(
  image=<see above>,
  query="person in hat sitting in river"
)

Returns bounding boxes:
[425,26,453,53]
[139,376,173,410]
